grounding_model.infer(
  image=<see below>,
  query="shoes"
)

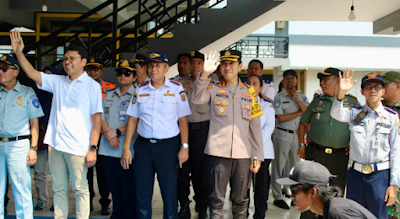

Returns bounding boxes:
[273,200,290,210]
[34,202,47,211]
[50,205,54,212]
[101,206,111,215]
[178,201,191,219]
[282,189,291,198]
[198,201,208,219]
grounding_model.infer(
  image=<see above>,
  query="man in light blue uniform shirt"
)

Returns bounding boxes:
[0,54,44,219]
[122,51,191,219]
[331,70,400,219]
[99,59,137,219]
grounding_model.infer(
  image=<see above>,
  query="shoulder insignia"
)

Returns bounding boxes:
[346,94,357,100]
[264,80,271,84]
[385,107,398,114]
[170,79,182,85]
[350,104,363,109]
[107,88,116,93]
[263,97,272,103]
[138,81,150,87]
[274,97,281,108]
[303,96,310,104]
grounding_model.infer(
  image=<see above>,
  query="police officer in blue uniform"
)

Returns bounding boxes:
[0,54,44,219]
[121,51,191,219]
[331,70,400,219]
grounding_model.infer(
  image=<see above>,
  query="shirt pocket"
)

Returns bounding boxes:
[378,128,390,147]
[196,104,209,114]
[161,96,177,113]
[241,102,251,120]
[104,102,113,114]
[137,97,150,113]
[213,99,228,117]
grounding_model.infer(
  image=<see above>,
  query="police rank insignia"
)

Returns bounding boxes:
[207,85,213,89]
[180,91,186,102]
[17,102,24,105]
[218,89,227,94]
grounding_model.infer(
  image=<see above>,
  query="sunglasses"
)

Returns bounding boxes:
[116,71,133,77]
[0,66,17,72]
[364,84,383,91]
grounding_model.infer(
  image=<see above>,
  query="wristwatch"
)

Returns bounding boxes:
[30,145,38,151]
[181,143,189,149]
[299,143,306,148]
[116,128,121,137]
[90,144,98,150]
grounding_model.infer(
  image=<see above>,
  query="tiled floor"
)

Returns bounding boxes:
[5,168,301,219]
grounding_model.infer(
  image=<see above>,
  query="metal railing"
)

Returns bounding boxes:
[225,35,289,58]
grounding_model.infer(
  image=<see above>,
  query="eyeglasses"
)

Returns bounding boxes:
[364,84,383,91]
[60,56,81,63]
[116,71,133,77]
[86,67,101,72]
[0,66,17,72]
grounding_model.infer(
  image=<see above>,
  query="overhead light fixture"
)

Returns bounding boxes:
[42,0,48,12]
[348,0,356,21]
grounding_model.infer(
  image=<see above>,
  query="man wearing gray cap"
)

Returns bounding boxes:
[277,160,377,219]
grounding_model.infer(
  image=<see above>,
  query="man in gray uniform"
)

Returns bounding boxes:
[177,51,211,219]
[271,69,309,209]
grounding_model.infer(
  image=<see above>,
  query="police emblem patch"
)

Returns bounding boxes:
[274,98,281,108]
[207,85,213,89]
[223,100,228,105]
[303,96,309,104]
[218,89,227,94]
[215,99,222,105]
[17,96,23,100]
[218,106,225,113]
[32,99,40,108]
[180,91,186,102]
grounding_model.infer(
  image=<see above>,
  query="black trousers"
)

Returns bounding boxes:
[301,143,348,219]
[103,156,136,219]
[134,135,180,219]
[177,121,210,203]
[253,159,272,219]
[87,135,111,207]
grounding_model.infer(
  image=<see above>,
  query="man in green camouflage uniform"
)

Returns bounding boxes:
[382,71,400,219]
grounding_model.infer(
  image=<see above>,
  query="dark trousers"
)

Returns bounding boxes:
[87,135,111,207]
[134,135,180,219]
[301,144,349,219]
[178,122,210,204]
[347,168,390,219]
[253,159,272,219]
[103,156,136,219]
[208,156,251,219]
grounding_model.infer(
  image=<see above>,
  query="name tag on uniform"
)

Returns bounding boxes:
[372,134,379,149]
[119,111,126,121]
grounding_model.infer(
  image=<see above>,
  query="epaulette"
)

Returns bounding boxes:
[264,80,271,84]
[350,104,363,109]
[263,97,272,103]
[170,79,182,85]
[385,107,398,114]
[346,94,357,100]
[138,81,150,87]
[107,88,116,92]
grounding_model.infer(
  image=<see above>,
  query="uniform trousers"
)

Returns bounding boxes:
[300,144,348,219]
[134,135,180,219]
[34,149,49,205]
[271,129,299,200]
[208,155,251,219]
[0,139,32,219]
[49,146,90,219]
[253,159,272,219]
[103,156,136,219]
[178,121,210,204]
[347,168,390,219]
[87,135,111,208]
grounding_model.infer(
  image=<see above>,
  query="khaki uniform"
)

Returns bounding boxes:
[192,75,263,219]
[180,76,211,123]
[271,89,309,201]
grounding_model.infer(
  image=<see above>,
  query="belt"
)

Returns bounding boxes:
[349,159,390,175]
[276,127,297,135]
[138,135,177,144]
[308,142,347,154]
[189,121,210,130]
[0,135,30,142]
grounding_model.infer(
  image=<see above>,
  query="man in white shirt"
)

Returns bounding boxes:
[11,31,103,219]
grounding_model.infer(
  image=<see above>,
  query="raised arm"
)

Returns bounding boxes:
[331,69,357,123]
[10,30,42,86]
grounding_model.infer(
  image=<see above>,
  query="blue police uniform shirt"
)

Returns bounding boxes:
[331,99,400,186]
[0,81,44,136]
[98,86,136,158]
[126,77,191,139]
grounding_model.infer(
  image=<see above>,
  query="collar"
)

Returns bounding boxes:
[0,81,21,92]
[68,72,89,83]
[364,103,385,116]
[281,89,290,96]
[220,78,244,89]
[148,76,171,90]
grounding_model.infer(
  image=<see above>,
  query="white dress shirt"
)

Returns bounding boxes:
[126,77,191,139]
[38,72,103,156]
[259,97,275,159]
[262,80,275,100]
[331,99,400,186]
